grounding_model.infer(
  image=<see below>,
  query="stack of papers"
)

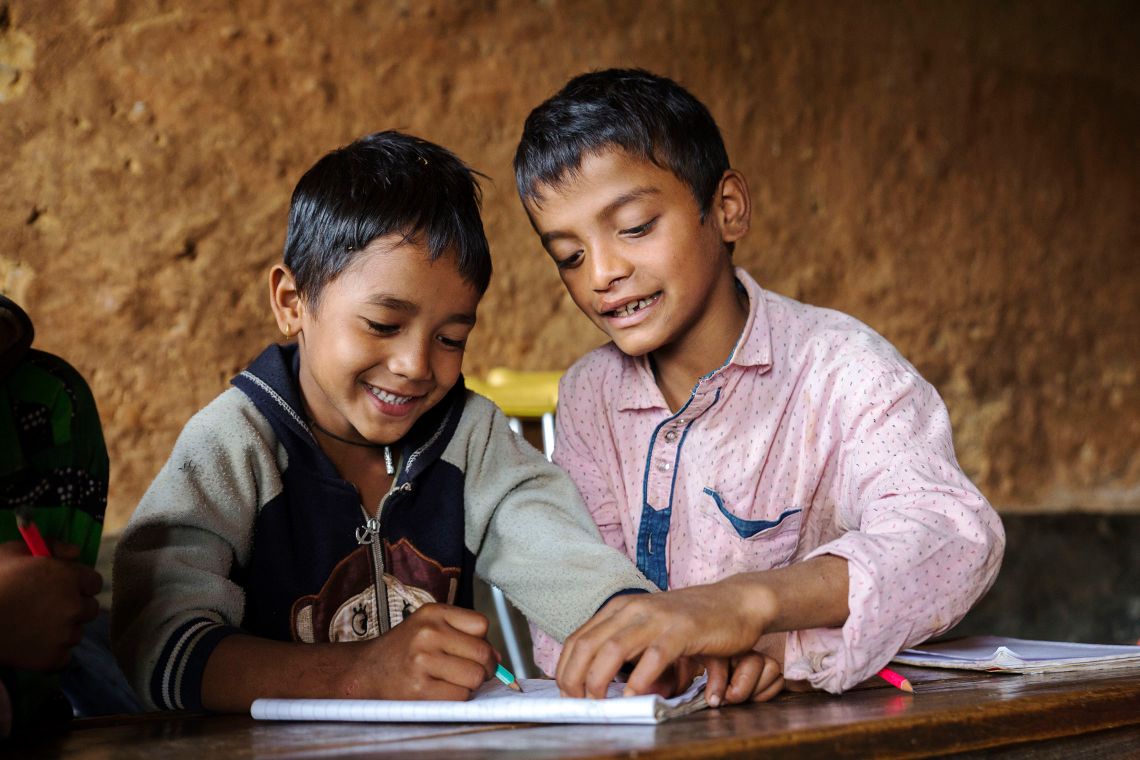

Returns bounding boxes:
[252,676,708,725]
[892,636,1140,674]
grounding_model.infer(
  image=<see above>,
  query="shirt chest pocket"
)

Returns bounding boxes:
[699,487,803,570]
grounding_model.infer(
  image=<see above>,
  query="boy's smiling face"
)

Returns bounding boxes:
[274,235,480,447]
[525,149,748,361]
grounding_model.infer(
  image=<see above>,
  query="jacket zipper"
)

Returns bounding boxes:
[356,481,413,636]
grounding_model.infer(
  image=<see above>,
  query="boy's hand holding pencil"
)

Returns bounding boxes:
[199,601,512,711]
[355,603,503,701]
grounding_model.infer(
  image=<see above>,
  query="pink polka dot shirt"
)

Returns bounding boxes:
[533,268,1005,693]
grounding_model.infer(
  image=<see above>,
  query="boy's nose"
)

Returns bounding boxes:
[390,339,432,381]
[589,245,632,291]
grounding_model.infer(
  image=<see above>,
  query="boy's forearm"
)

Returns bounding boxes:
[200,603,501,711]
[552,555,850,699]
[200,634,360,712]
[732,555,850,635]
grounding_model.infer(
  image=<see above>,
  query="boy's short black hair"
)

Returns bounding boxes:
[284,130,492,303]
[514,68,730,219]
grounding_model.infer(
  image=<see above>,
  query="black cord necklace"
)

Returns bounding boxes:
[309,419,395,475]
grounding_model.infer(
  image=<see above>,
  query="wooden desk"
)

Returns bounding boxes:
[20,666,1140,759]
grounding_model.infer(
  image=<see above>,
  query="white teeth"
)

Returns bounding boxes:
[613,294,658,318]
[369,386,413,404]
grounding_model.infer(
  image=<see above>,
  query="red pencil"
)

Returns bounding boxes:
[14,508,52,558]
[878,667,913,693]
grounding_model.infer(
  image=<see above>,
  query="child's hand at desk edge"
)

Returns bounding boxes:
[555,555,849,704]
[0,540,102,671]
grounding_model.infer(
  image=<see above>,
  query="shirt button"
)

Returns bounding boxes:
[664,430,678,443]
[658,461,671,472]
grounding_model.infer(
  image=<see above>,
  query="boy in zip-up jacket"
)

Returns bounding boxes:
[111,131,660,713]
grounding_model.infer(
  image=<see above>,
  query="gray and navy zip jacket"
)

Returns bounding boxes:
[112,343,655,711]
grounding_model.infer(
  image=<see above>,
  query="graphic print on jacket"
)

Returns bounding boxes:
[291,539,461,643]
[230,344,476,646]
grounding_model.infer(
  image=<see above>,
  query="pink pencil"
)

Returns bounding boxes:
[14,508,51,558]
[878,667,914,693]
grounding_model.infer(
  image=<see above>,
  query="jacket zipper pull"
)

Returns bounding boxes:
[356,516,381,545]
[358,481,414,636]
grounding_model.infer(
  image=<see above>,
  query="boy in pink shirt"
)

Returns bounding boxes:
[514,69,1005,700]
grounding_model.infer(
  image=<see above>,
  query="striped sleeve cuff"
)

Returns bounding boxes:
[149,618,241,711]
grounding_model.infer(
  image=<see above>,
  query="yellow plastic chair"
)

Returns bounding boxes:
[466,369,561,463]
[466,369,562,679]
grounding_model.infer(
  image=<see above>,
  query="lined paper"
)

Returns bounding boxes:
[251,676,707,725]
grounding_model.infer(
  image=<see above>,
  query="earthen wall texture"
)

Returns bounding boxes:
[1,1,1137,529]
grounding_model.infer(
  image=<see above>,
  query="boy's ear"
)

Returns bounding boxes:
[269,264,305,338]
[713,169,751,244]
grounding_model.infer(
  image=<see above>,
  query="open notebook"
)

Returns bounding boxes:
[252,676,708,725]
[892,636,1140,674]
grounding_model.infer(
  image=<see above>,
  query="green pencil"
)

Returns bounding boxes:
[495,663,524,692]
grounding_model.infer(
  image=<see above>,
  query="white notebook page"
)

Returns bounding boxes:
[251,676,707,725]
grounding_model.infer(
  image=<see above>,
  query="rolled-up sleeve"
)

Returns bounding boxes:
[784,369,1005,692]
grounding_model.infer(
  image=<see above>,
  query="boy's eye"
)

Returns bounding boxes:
[620,217,657,237]
[555,251,583,270]
[437,335,468,350]
[365,320,398,335]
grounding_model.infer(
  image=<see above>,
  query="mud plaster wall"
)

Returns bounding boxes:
[1,1,1137,531]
